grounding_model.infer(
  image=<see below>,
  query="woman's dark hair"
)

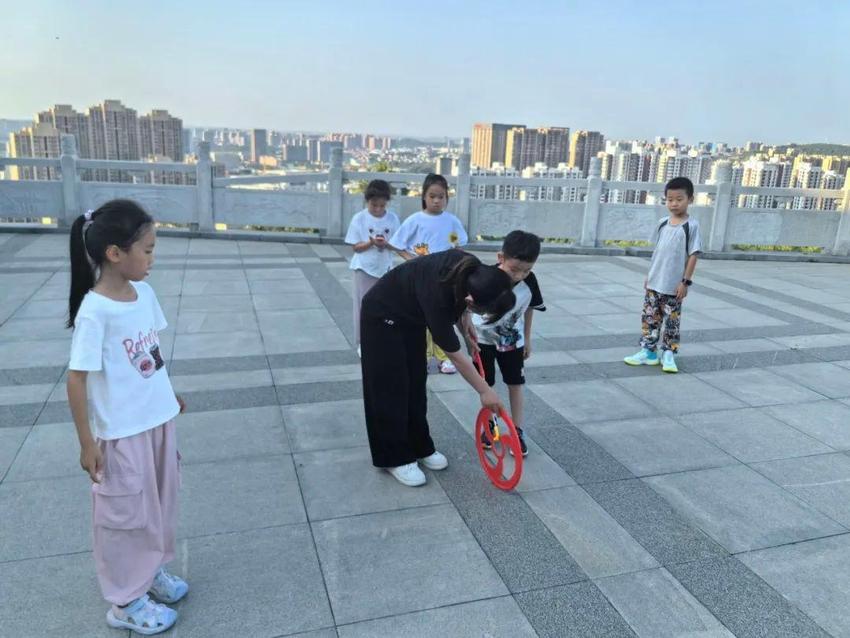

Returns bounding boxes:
[364,179,392,202]
[67,199,154,328]
[442,255,515,324]
[421,173,450,209]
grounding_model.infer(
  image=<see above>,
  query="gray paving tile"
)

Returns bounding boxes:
[514,581,636,638]
[584,479,727,565]
[595,568,734,637]
[767,400,850,449]
[683,407,833,463]
[579,416,736,476]
[170,368,273,393]
[740,534,850,638]
[4,422,82,482]
[454,492,586,593]
[0,426,28,479]
[0,551,116,638]
[178,293,256,312]
[178,455,306,538]
[169,354,269,375]
[752,453,850,527]
[177,406,289,464]
[337,596,537,638]
[267,349,359,369]
[176,310,259,334]
[312,504,508,625]
[172,330,266,360]
[645,465,846,553]
[0,338,71,369]
[771,361,850,399]
[524,486,658,578]
[263,326,352,354]
[614,373,746,415]
[534,423,635,485]
[0,365,65,387]
[531,379,655,423]
[0,402,42,428]
[695,368,827,406]
[294,446,449,520]
[272,363,361,386]
[669,556,832,638]
[0,476,92,561]
[276,379,362,406]
[180,385,277,413]
[177,526,333,638]
[281,398,367,453]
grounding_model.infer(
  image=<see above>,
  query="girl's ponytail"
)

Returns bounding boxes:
[67,211,97,328]
[66,199,154,328]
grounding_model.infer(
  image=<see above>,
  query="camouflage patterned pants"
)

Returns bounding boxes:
[639,289,682,353]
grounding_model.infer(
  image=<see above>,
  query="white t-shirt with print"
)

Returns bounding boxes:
[473,272,546,351]
[69,280,180,441]
[389,211,468,256]
[345,209,401,278]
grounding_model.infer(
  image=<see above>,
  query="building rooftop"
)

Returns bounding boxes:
[3,231,850,636]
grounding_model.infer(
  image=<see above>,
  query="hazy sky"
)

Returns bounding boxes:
[2,0,847,144]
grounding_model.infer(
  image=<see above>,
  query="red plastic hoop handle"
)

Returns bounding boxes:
[475,406,524,490]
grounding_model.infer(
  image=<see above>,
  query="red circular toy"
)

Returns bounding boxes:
[472,352,524,491]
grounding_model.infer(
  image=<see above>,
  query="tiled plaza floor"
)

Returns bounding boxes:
[3,231,850,636]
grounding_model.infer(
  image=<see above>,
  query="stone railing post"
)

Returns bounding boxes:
[579,157,603,247]
[709,181,732,252]
[327,147,344,238]
[833,181,850,255]
[455,153,473,238]
[195,141,214,231]
[59,134,80,227]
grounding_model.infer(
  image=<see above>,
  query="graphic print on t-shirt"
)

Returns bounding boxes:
[368,224,393,242]
[493,309,522,351]
[414,242,430,256]
[123,328,164,378]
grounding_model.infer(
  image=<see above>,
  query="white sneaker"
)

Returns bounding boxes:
[387,462,426,487]
[419,451,448,470]
[439,360,457,374]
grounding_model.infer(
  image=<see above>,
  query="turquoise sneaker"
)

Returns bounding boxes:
[624,348,659,366]
[661,350,678,373]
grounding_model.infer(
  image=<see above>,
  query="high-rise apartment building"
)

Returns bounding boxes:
[37,105,91,158]
[8,122,61,180]
[739,159,791,209]
[471,123,522,169]
[140,110,183,161]
[88,100,141,181]
[569,130,604,178]
[251,129,268,163]
[505,126,569,171]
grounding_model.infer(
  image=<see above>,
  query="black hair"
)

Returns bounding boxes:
[67,199,154,328]
[421,173,449,209]
[502,230,541,262]
[364,179,392,202]
[665,176,694,198]
[442,254,515,324]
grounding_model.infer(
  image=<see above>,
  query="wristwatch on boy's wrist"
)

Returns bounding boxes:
[682,278,693,286]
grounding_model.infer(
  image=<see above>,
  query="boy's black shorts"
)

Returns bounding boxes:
[478,343,525,386]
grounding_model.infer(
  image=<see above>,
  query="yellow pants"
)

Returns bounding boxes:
[426,330,449,362]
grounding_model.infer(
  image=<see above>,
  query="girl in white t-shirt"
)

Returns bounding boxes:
[66,200,187,635]
[345,179,400,356]
[390,173,468,373]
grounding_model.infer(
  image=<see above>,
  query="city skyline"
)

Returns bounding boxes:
[3,0,848,144]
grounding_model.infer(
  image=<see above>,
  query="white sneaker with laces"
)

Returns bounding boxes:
[387,462,427,486]
[439,360,457,374]
[418,451,448,470]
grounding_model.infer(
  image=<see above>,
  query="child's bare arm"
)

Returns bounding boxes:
[523,307,534,359]
[351,238,374,253]
[676,254,700,301]
[67,370,102,482]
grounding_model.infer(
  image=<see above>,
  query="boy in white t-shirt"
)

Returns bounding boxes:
[390,173,468,373]
[345,179,400,356]
[471,231,545,456]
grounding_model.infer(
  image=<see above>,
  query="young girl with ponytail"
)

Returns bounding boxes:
[66,199,187,635]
